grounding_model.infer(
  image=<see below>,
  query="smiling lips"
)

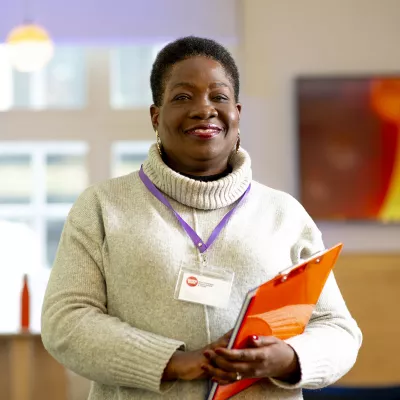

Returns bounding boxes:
[184,124,223,139]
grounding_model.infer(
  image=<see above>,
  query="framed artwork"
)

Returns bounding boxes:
[296,76,400,222]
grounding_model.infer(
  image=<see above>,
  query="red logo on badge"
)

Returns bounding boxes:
[186,276,198,287]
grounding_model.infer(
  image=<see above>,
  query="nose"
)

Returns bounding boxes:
[188,99,218,120]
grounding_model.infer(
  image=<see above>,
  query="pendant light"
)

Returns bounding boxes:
[6,0,54,72]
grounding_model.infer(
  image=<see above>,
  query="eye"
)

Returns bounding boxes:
[173,94,191,101]
[213,94,229,102]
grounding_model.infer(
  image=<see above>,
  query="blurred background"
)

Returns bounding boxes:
[0,0,399,399]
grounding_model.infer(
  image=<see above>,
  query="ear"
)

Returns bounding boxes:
[236,103,242,120]
[150,105,160,131]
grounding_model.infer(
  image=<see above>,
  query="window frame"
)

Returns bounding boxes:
[0,141,88,268]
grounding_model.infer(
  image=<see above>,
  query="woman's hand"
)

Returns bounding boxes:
[201,336,301,386]
[162,330,232,382]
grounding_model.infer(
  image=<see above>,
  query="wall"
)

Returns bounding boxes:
[334,253,400,385]
[239,0,400,252]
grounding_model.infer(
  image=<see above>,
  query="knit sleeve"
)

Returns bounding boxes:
[41,186,185,394]
[270,204,362,390]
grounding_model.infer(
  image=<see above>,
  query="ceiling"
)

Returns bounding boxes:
[0,0,238,45]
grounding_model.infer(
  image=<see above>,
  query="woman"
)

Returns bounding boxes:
[42,36,362,400]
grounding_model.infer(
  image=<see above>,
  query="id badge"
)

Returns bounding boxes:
[174,264,234,308]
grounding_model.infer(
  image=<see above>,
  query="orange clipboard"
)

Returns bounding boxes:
[206,243,343,400]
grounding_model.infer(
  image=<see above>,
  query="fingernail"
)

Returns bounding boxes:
[215,349,223,355]
[201,365,208,371]
[252,335,259,341]
[204,351,211,359]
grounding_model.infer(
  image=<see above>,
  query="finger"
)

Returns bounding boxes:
[224,329,233,339]
[220,330,234,347]
[214,347,267,362]
[202,363,238,383]
[250,335,279,348]
[205,350,250,374]
[209,330,234,350]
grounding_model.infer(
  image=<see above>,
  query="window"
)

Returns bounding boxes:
[110,44,166,108]
[109,43,237,109]
[0,45,86,110]
[0,142,88,333]
[112,141,153,178]
[0,142,89,269]
[0,154,32,203]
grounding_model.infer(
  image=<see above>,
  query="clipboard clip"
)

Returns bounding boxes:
[274,256,322,286]
[275,256,322,285]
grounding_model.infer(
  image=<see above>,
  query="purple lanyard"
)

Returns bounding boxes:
[139,167,251,254]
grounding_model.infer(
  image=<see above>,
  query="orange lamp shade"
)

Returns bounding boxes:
[6,23,54,72]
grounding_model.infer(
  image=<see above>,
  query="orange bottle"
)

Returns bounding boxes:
[21,274,30,332]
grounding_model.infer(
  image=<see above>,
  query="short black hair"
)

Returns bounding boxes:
[150,36,240,106]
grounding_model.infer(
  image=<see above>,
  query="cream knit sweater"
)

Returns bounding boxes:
[41,145,361,400]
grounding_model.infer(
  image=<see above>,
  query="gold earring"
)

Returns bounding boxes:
[236,129,241,153]
[156,130,162,156]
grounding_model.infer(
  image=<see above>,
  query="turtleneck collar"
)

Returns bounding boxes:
[179,166,232,182]
[142,144,252,210]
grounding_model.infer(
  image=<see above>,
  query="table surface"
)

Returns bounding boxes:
[0,332,41,339]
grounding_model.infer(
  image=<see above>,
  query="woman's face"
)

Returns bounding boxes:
[150,56,241,174]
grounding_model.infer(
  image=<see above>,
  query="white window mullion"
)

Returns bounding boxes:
[32,149,47,268]
[87,48,110,111]
[30,69,47,109]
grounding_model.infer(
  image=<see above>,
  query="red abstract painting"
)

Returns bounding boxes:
[297,76,400,222]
